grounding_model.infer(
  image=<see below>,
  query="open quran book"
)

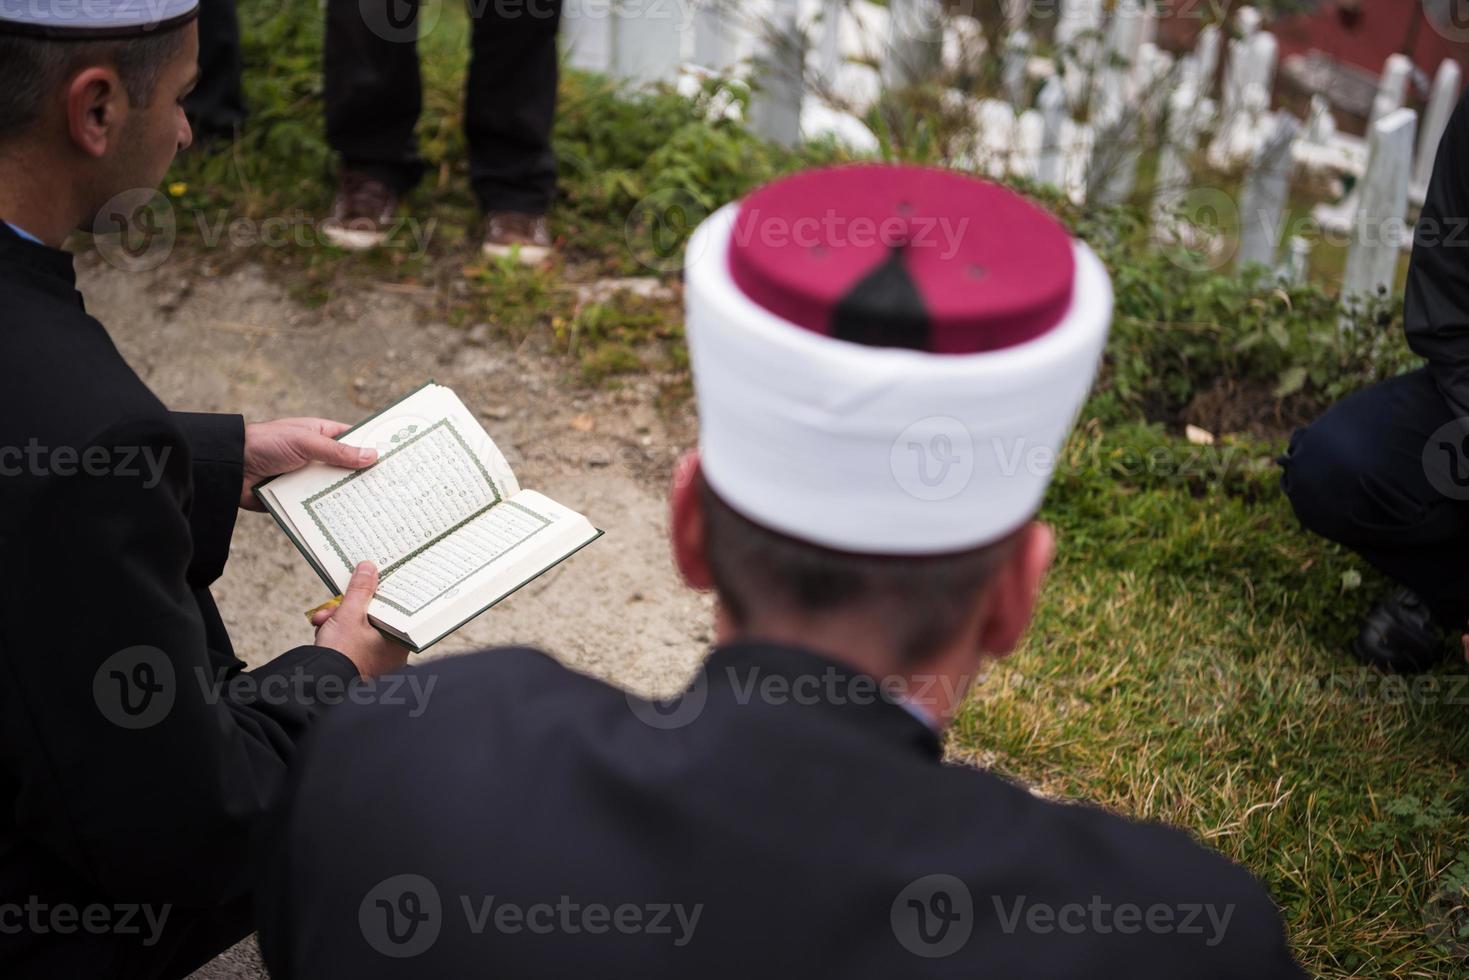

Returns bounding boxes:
[255,382,602,652]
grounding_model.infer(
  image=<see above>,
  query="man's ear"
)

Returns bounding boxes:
[669,450,715,591]
[975,521,1055,659]
[66,66,126,159]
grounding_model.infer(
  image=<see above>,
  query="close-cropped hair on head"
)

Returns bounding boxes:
[697,472,1019,664]
[0,26,187,142]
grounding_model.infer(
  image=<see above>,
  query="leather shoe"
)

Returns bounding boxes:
[1353,588,1453,674]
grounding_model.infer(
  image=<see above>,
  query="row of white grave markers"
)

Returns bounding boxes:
[1342,108,1418,307]
[563,0,1463,306]
[1413,58,1463,204]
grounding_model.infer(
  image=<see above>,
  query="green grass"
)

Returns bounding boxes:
[960,421,1469,976]
[146,1,1469,973]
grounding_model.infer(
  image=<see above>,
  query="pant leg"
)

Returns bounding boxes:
[1281,366,1469,626]
[324,0,427,193]
[465,0,563,214]
[185,0,246,138]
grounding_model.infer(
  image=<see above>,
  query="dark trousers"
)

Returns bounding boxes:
[1281,367,1469,628]
[324,0,562,214]
[185,0,246,138]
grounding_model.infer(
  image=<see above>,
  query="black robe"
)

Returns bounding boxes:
[258,642,1306,978]
[0,222,360,979]
[1407,87,1469,417]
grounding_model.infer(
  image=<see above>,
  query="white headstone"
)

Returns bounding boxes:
[1001,0,1027,34]
[1089,103,1139,205]
[823,59,882,113]
[1003,30,1032,106]
[834,0,889,65]
[562,0,615,72]
[1139,1,1157,51]
[1063,119,1095,204]
[883,0,943,88]
[1056,0,1102,49]
[1305,94,1335,144]
[1235,5,1261,40]
[1318,57,1417,243]
[1135,43,1175,127]
[1243,30,1277,98]
[1093,4,1143,124]
[1055,0,1103,108]
[960,96,1021,179]
[613,0,684,85]
[1152,81,1198,219]
[1279,235,1311,284]
[1035,76,1067,187]
[1367,53,1413,133]
[800,98,879,152]
[749,0,804,146]
[814,0,843,82]
[692,0,737,73]
[1218,10,1263,123]
[1104,0,1145,71]
[1209,84,1269,170]
[1294,94,1344,173]
[1236,112,1298,270]
[1412,58,1462,203]
[1342,107,1417,309]
[1219,37,1246,121]
[1191,23,1220,97]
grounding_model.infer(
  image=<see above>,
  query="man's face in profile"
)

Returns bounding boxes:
[106,21,198,205]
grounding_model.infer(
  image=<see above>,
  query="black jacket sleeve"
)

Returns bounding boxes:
[0,417,358,908]
[169,410,245,588]
[1406,88,1469,419]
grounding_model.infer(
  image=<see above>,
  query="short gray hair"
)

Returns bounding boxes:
[0,28,187,142]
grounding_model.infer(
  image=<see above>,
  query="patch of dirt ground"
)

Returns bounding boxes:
[75,253,713,978]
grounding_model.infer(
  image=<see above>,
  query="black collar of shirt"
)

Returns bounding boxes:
[0,219,81,306]
[702,641,944,761]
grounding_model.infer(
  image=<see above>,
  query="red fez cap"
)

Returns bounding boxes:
[727,164,1076,355]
